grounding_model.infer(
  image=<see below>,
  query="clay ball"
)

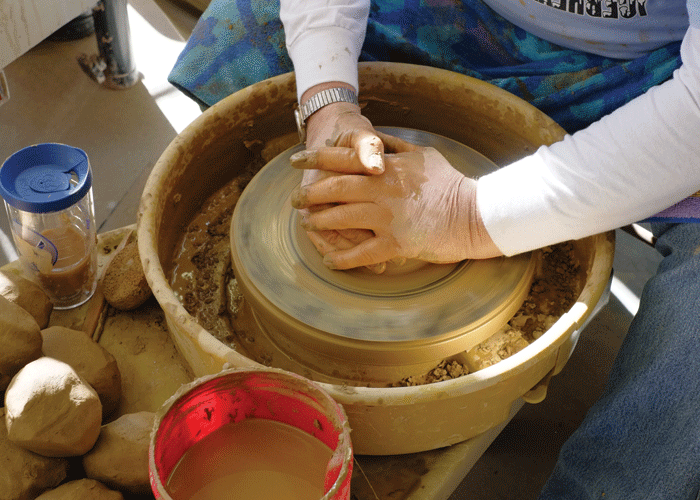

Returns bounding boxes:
[0,407,69,500]
[41,326,122,419]
[4,357,102,457]
[0,269,53,328]
[0,294,42,392]
[35,479,124,500]
[102,238,151,310]
[83,411,155,494]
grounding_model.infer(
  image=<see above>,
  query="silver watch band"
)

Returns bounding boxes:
[294,87,358,143]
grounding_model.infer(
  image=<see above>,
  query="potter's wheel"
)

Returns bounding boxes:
[230,128,536,381]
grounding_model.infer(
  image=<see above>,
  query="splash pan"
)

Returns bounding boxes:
[138,62,614,454]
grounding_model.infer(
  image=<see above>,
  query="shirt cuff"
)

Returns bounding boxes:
[287,26,361,102]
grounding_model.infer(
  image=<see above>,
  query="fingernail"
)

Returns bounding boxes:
[290,150,318,169]
[368,152,384,173]
[290,187,306,208]
[323,255,338,270]
[367,262,386,274]
[389,257,406,266]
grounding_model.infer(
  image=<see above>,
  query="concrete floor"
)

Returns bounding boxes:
[0,2,664,498]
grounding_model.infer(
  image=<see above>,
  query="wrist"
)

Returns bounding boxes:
[460,177,503,259]
[306,102,360,149]
[296,82,359,145]
[299,81,356,106]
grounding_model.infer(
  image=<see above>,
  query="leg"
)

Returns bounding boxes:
[539,223,700,500]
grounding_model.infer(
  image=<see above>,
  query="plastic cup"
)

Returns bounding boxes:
[149,367,353,500]
[0,143,97,309]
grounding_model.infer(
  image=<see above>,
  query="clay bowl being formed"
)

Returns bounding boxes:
[138,62,614,455]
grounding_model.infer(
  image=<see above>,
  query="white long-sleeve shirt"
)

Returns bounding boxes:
[280,0,700,256]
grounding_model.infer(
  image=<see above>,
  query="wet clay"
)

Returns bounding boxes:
[395,243,580,386]
[169,176,248,350]
[170,168,582,387]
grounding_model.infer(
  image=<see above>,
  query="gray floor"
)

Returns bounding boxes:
[0,3,665,498]
[0,0,201,264]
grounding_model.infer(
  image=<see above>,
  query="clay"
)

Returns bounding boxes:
[464,243,580,371]
[40,326,122,419]
[395,242,580,385]
[102,237,151,311]
[34,479,124,500]
[169,176,248,347]
[0,294,42,392]
[82,411,154,495]
[393,360,468,387]
[0,268,53,328]
[0,408,69,500]
[4,357,102,457]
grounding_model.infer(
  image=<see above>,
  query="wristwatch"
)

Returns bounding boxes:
[294,87,359,143]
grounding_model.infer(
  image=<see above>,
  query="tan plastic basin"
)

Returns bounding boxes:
[137,62,614,455]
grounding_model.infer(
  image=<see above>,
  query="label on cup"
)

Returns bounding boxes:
[11,219,57,273]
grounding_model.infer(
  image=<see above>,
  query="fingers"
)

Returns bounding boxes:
[300,203,388,233]
[291,145,385,176]
[290,148,367,174]
[291,175,374,209]
[375,131,420,153]
[301,205,373,247]
[329,112,384,173]
[354,130,384,173]
[291,131,417,176]
[306,229,386,274]
[323,237,396,270]
[300,207,384,273]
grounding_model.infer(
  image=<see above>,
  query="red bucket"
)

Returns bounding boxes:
[149,367,353,499]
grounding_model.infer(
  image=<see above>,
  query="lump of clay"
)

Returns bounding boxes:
[83,411,154,495]
[41,326,122,419]
[0,269,53,328]
[0,294,42,392]
[0,407,69,500]
[102,238,151,310]
[35,479,124,500]
[4,357,102,457]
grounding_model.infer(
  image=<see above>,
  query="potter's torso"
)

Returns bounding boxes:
[481,0,690,58]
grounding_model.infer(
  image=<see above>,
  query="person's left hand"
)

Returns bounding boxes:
[291,132,503,270]
[297,85,387,272]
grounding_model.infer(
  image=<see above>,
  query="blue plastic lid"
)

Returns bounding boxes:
[0,143,92,213]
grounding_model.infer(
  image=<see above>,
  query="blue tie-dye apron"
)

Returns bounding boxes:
[169,0,698,221]
[168,0,682,134]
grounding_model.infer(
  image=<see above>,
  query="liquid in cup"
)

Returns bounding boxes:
[149,368,353,500]
[0,144,97,309]
[166,418,334,499]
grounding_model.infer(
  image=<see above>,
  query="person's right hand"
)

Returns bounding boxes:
[291,132,503,270]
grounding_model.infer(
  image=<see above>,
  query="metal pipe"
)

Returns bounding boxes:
[92,0,139,89]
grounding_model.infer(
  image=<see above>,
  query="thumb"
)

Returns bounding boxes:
[354,130,385,174]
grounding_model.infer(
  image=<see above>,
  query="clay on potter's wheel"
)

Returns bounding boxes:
[230,128,536,358]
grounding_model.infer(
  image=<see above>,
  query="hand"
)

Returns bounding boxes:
[291,132,503,270]
[296,82,387,272]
